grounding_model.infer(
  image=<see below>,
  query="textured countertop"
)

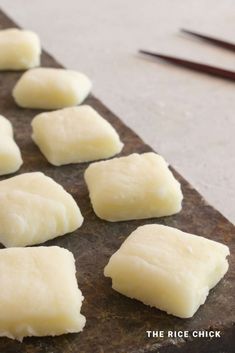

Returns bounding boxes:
[0,0,234,223]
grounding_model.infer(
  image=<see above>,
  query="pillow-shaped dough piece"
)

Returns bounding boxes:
[13,68,92,109]
[104,224,230,318]
[84,152,183,221]
[0,28,41,70]
[31,106,124,166]
[0,172,83,247]
[0,115,23,176]
[0,246,85,341]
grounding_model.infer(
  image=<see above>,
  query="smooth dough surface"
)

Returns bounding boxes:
[84,152,183,221]
[0,28,41,70]
[31,105,123,166]
[0,246,85,341]
[104,224,230,318]
[0,115,23,176]
[0,172,83,247]
[13,68,92,109]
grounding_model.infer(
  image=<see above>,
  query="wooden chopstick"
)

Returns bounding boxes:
[139,50,235,81]
[181,29,235,52]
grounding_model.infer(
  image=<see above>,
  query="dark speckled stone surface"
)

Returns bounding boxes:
[0,9,234,353]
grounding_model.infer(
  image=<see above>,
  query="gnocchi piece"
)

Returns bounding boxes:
[0,115,23,176]
[0,246,85,341]
[31,106,123,166]
[0,28,41,70]
[84,152,183,221]
[104,224,230,318]
[13,68,92,109]
[0,172,83,247]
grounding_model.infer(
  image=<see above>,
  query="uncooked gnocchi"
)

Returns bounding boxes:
[13,68,92,109]
[104,224,230,318]
[85,152,183,221]
[31,106,123,166]
[0,115,23,176]
[0,28,41,70]
[0,246,85,341]
[0,172,83,247]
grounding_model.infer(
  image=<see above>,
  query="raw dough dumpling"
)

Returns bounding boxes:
[0,28,41,70]
[84,152,183,221]
[0,115,23,175]
[0,246,85,341]
[31,106,124,166]
[104,224,230,318]
[13,68,92,109]
[0,172,83,247]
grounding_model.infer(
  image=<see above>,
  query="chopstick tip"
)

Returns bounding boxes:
[180,28,191,34]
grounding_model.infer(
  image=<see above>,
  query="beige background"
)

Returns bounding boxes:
[0,0,234,223]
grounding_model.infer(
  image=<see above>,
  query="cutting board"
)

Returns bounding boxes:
[0,9,234,353]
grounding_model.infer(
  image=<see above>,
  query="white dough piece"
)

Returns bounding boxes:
[31,106,124,166]
[84,152,183,221]
[13,68,92,109]
[0,28,41,70]
[104,224,230,318]
[0,115,23,176]
[0,172,83,247]
[0,246,85,341]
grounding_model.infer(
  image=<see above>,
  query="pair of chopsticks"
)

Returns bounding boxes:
[139,29,235,81]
